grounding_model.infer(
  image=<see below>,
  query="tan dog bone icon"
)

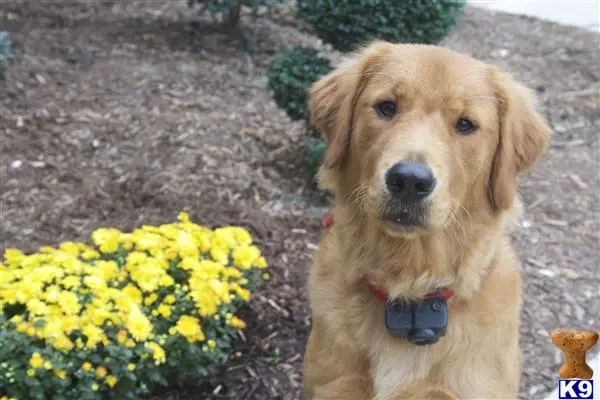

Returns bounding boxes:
[551,329,599,379]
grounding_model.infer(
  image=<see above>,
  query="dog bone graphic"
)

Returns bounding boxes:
[551,329,599,379]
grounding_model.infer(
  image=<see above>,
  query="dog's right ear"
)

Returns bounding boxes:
[308,59,362,169]
[308,42,388,170]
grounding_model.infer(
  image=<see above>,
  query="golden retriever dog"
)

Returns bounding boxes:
[302,41,551,400]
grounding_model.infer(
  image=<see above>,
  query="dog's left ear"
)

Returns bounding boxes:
[488,68,552,212]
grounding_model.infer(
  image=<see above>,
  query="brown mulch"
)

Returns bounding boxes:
[1,2,599,399]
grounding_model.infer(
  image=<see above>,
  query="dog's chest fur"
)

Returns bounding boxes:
[308,217,521,398]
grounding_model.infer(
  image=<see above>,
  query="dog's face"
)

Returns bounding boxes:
[310,42,550,237]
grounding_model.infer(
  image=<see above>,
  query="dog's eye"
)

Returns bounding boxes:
[456,117,477,135]
[375,101,397,118]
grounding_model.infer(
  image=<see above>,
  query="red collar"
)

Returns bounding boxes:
[321,211,334,229]
[367,281,455,303]
[321,211,455,304]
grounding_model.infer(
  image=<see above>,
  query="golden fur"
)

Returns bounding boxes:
[302,42,551,399]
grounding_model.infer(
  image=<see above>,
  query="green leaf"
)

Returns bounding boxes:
[147,369,168,387]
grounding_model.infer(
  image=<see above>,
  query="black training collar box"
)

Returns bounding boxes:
[384,296,449,346]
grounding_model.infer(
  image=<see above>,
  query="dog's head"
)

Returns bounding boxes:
[310,42,550,237]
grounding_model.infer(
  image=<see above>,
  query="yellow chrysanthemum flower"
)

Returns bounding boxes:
[60,276,81,290]
[3,248,25,267]
[177,211,190,223]
[82,324,105,349]
[157,304,172,318]
[164,294,176,304]
[82,361,93,372]
[230,227,253,246]
[144,293,158,306]
[52,332,75,350]
[29,353,44,369]
[133,231,166,252]
[196,233,212,253]
[119,233,134,251]
[83,275,107,292]
[126,306,153,342]
[57,291,80,314]
[116,329,128,344]
[95,260,119,281]
[229,316,247,330]
[26,298,48,315]
[180,257,199,271]
[55,369,67,379]
[174,315,205,343]
[81,248,100,260]
[122,283,142,305]
[106,375,118,388]
[95,366,107,379]
[145,341,166,365]
[59,241,80,256]
[255,256,268,269]
[212,228,237,250]
[26,325,37,337]
[209,246,229,265]
[175,230,199,259]
[91,227,121,254]
[232,245,261,269]
[159,274,175,287]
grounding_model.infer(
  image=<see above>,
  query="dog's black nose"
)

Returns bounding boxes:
[385,162,436,201]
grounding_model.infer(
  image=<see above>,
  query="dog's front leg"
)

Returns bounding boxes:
[386,381,459,400]
[307,375,374,400]
[303,317,373,400]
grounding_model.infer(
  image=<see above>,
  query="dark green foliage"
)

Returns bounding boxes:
[266,46,332,184]
[267,46,332,121]
[295,0,467,52]
[306,136,327,184]
[0,31,13,78]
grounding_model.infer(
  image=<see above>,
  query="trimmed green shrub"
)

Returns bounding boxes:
[267,46,332,121]
[295,0,467,52]
[306,137,327,184]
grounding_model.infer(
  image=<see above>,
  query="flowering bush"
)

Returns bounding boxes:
[0,212,268,400]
